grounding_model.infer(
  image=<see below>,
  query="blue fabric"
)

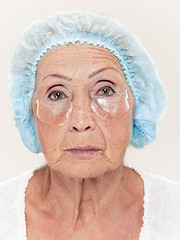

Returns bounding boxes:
[8,11,167,153]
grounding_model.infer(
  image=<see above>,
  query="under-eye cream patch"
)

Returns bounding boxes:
[35,87,129,126]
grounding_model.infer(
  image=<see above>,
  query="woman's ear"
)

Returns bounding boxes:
[131,93,136,124]
[28,98,34,118]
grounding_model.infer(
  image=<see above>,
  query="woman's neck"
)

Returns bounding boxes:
[33,163,141,231]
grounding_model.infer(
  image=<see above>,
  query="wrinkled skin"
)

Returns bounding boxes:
[25,43,144,240]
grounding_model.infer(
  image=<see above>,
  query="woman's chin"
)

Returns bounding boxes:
[50,156,117,179]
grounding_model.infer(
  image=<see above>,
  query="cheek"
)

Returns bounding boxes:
[100,108,133,157]
[95,89,134,145]
[32,98,66,155]
[35,120,66,157]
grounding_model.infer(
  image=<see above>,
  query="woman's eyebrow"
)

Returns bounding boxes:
[42,74,72,81]
[42,67,119,82]
[88,67,119,78]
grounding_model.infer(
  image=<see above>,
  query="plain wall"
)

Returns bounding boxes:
[0,0,180,183]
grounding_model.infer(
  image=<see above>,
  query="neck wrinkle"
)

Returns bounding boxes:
[40,163,133,229]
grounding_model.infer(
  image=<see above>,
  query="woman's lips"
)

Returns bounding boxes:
[64,149,102,158]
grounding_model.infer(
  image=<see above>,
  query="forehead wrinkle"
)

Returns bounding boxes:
[36,45,125,84]
[38,44,121,69]
[89,54,123,68]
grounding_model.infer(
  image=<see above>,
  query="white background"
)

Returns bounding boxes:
[0,0,179,183]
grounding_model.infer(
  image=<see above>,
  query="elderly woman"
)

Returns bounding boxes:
[0,11,180,240]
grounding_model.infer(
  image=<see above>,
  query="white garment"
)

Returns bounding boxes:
[0,164,180,240]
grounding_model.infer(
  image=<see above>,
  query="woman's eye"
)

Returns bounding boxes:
[48,91,66,101]
[97,86,115,97]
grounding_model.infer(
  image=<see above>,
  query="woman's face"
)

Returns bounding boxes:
[33,43,135,178]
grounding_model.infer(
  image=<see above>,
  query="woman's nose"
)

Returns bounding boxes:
[68,98,96,132]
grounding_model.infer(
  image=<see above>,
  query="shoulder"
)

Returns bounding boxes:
[126,163,180,199]
[126,164,180,239]
[138,168,180,239]
[144,170,180,219]
[134,166,180,210]
[128,164,180,198]
[141,168,180,202]
[0,168,36,239]
[0,168,35,200]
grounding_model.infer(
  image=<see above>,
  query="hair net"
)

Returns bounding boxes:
[8,10,167,153]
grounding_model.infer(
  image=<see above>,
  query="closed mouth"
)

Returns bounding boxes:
[65,146,102,151]
[64,146,102,159]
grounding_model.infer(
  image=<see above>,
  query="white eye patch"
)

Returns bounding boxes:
[35,89,129,126]
[92,90,129,119]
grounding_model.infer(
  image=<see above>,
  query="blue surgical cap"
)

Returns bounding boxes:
[8,10,167,153]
